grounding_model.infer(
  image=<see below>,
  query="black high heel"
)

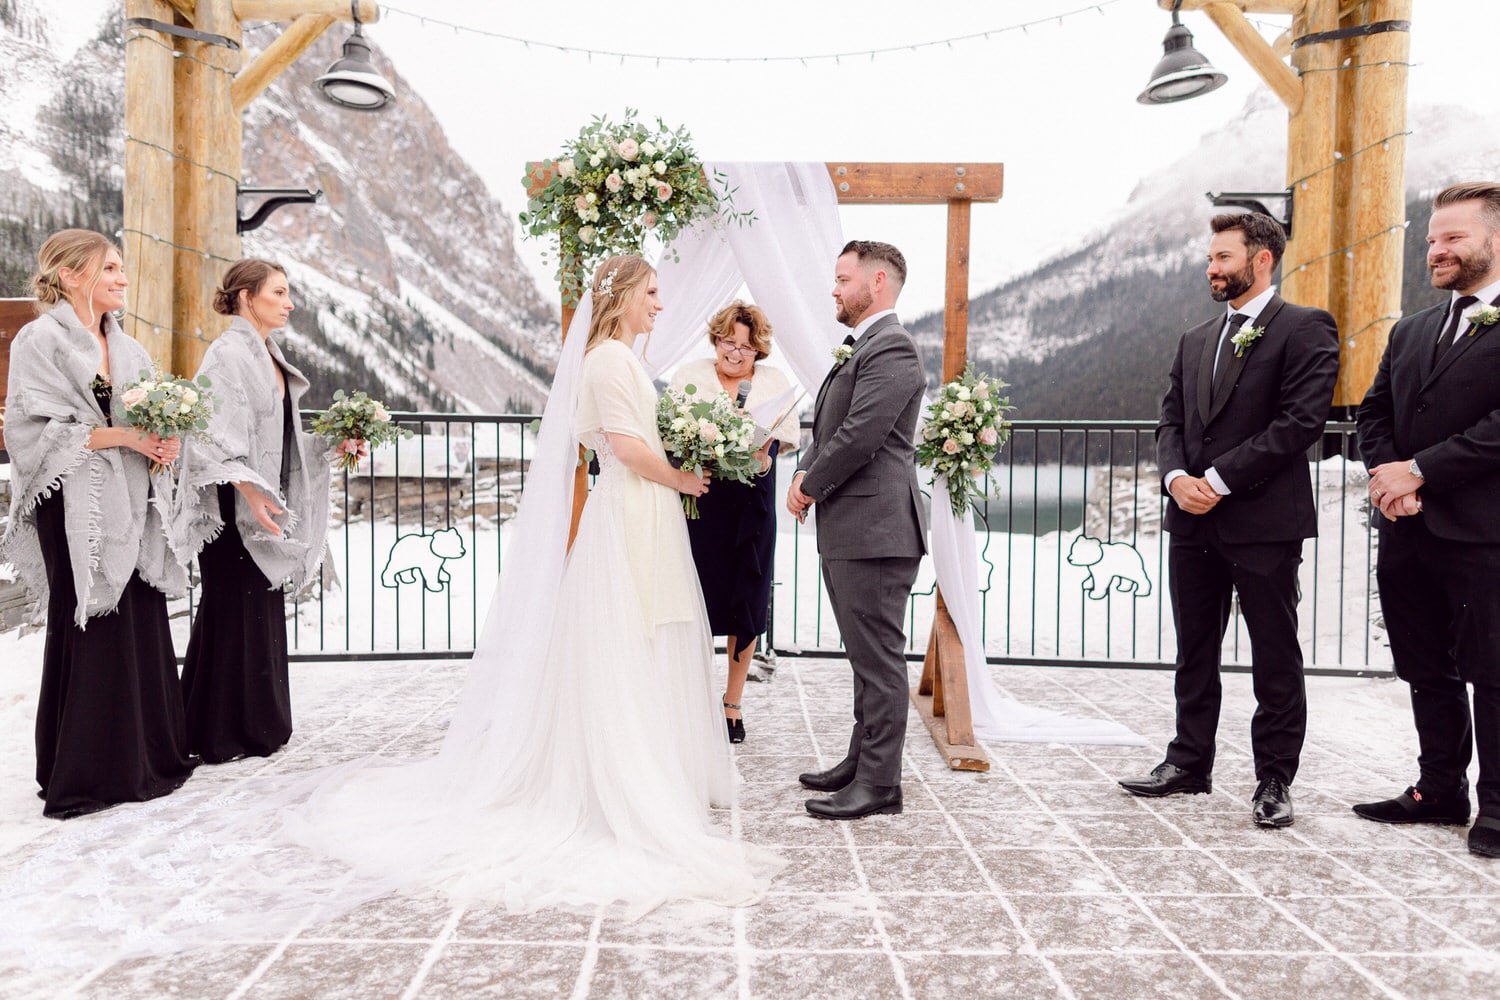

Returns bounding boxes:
[723,698,745,744]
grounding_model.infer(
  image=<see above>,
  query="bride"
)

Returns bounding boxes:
[0,255,781,968]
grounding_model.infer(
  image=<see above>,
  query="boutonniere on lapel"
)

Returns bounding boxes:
[1464,304,1500,334]
[1230,325,1265,358]
[831,343,854,367]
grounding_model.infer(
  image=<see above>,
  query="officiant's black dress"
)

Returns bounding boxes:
[686,442,780,642]
[180,390,295,763]
[33,378,195,819]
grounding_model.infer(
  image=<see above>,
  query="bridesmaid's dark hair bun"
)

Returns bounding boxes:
[214,258,286,316]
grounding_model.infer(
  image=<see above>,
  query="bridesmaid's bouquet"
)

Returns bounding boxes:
[310,389,412,473]
[118,369,218,476]
[655,385,759,518]
[916,362,1014,517]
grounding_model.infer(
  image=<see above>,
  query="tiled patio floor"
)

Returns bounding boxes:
[4,655,1499,999]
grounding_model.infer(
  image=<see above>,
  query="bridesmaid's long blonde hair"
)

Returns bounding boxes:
[584,255,655,353]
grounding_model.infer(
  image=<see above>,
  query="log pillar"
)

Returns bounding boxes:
[1281,0,1338,322]
[122,1,178,368]
[1340,0,1411,405]
[172,0,243,376]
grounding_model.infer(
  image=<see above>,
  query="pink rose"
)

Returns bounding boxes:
[978,427,998,446]
[942,438,961,455]
[617,138,640,161]
[655,181,673,201]
[574,195,590,213]
[641,211,658,229]
[120,386,148,408]
[605,172,623,193]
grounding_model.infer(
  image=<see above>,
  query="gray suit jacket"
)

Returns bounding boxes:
[797,313,929,559]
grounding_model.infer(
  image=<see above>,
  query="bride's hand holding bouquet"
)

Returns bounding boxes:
[656,384,759,518]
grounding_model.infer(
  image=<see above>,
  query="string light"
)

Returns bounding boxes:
[1297,60,1414,74]
[1287,130,1412,190]
[120,227,238,265]
[1286,222,1407,276]
[377,1,1127,65]
[123,135,240,186]
[125,31,237,77]
[1338,311,1404,349]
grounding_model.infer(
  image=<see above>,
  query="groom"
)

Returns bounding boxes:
[787,240,929,820]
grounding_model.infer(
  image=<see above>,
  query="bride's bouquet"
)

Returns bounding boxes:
[655,385,759,518]
[310,389,412,472]
[118,369,218,476]
[916,362,1014,517]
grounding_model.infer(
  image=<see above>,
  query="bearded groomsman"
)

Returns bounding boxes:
[1355,182,1500,858]
[1119,212,1340,828]
[788,240,928,821]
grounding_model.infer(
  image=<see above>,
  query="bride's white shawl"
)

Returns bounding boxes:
[0,303,184,626]
[165,316,329,589]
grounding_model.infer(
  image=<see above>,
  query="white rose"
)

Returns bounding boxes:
[589,153,603,167]
[654,160,667,175]
[373,405,389,422]
[699,420,720,443]
[641,141,657,157]
[557,158,577,178]
[617,138,640,161]
[180,388,198,407]
[957,387,971,401]
[577,225,597,245]
[121,386,148,408]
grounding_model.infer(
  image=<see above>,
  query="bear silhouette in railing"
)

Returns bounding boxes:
[1066,534,1152,600]
[381,527,467,592]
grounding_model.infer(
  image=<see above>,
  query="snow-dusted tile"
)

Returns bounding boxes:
[979,848,1114,896]
[856,846,984,894]
[743,891,878,951]
[1009,894,1175,952]
[413,943,586,999]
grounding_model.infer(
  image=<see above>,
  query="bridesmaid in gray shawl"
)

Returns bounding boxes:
[2,229,195,818]
[168,259,341,762]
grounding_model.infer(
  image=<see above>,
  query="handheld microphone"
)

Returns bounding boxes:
[735,380,753,409]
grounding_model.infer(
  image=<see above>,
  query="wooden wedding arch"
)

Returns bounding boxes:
[524,161,1005,772]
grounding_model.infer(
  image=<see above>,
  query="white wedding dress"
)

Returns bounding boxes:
[0,336,781,970]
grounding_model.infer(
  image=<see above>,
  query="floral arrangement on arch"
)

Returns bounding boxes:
[915,362,1014,518]
[519,109,749,307]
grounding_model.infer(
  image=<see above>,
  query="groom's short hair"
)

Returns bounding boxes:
[841,240,907,288]
[1210,212,1286,268]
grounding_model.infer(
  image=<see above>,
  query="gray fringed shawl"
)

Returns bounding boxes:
[166,316,329,590]
[1,303,185,627]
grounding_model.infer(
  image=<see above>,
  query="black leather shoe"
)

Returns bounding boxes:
[1468,816,1500,858]
[1118,762,1211,797]
[1252,776,1294,828]
[805,781,902,820]
[799,757,857,792]
[1352,786,1470,825]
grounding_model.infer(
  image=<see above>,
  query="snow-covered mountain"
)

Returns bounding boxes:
[0,1,556,412]
[909,89,1500,418]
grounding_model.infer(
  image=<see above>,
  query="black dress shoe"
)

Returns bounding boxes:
[799,757,857,792]
[1468,816,1500,858]
[805,781,902,820]
[1352,786,1470,825]
[1252,776,1294,828]
[1118,762,1211,797]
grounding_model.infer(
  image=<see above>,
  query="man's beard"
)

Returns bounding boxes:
[836,285,873,327]
[1209,261,1255,303]
[1430,241,1496,291]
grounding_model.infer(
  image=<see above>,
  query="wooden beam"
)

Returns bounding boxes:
[826,163,1001,205]
[1271,28,1293,58]
[1159,0,1302,12]
[123,0,177,369]
[232,0,378,23]
[1202,2,1303,113]
[231,13,334,111]
[1339,0,1410,405]
[1280,0,1338,319]
[167,0,196,20]
[942,199,971,381]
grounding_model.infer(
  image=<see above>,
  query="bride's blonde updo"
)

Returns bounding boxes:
[584,254,654,352]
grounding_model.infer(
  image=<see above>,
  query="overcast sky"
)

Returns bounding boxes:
[362,1,1494,317]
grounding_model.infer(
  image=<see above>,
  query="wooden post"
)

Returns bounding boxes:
[122,1,178,369]
[1281,0,1337,318]
[171,0,242,376]
[1328,7,1361,367]
[1340,0,1410,404]
[231,13,336,112]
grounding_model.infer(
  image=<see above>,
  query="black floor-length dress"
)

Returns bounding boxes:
[33,380,195,819]
[180,391,295,762]
[685,443,779,644]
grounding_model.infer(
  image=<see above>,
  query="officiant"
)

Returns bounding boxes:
[669,301,800,744]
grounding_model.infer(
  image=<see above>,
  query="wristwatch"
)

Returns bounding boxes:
[1408,459,1424,481]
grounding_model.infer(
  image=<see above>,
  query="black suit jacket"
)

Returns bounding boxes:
[1358,297,1500,543]
[1157,295,1340,543]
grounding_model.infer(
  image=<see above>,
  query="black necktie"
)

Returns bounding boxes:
[1212,313,1248,401]
[1436,295,1479,362]
[841,333,855,350]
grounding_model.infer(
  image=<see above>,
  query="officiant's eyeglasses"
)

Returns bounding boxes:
[716,340,757,358]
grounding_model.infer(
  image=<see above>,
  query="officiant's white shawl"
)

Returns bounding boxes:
[1,303,184,626]
[166,316,329,590]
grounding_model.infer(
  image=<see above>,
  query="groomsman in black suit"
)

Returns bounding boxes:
[1355,182,1500,858]
[1119,213,1340,827]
